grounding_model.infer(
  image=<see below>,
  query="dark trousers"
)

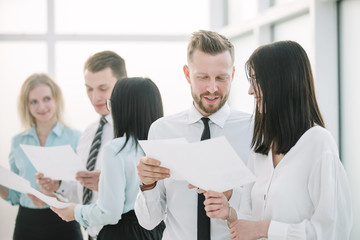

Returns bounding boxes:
[13,206,83,240]
[97,210,165,240]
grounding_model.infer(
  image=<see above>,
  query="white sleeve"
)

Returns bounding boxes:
[238,153,255,220]
[237,182,254,220]
[267,152,353,240]
[134,121,167,230]
[228,185,242,214]
[134,180,167,230]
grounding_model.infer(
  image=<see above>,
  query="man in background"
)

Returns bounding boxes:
[36,50,127,239]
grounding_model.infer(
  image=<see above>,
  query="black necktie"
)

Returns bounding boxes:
[198,117,211,240]
[82,116,107,205]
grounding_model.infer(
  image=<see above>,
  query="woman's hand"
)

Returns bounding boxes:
[229,220,270,240]
[50,204,76,222]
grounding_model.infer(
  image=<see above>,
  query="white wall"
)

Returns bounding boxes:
[339,1,360,239]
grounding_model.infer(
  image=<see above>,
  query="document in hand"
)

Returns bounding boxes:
[20,144,86,181]
[139,136,256,192]
[0,165,71,208]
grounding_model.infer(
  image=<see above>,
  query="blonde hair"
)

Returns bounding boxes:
[18,73,64,130]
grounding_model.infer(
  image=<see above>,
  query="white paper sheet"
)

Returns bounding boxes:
[0,166,71,208]
[139,138,188,180]
[139,136,256,192]
[20,144,86,181]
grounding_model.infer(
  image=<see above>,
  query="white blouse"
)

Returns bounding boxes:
[240,126,352,239]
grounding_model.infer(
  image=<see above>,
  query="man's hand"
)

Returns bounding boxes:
[51,204,76,222]
[136,157,170,189]
[203,190,230,220]
[76,170,101,191]
[35,172,60,194]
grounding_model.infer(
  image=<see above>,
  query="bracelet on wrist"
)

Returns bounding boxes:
[140,181,157,191]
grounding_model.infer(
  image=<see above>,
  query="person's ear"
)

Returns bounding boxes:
[183,65,191,84]
[231,66,235,81]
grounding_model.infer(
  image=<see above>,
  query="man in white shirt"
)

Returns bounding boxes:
[36,50,127,239]
[134,30,253,240]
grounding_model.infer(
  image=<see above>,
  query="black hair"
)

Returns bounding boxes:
[246,40,324,155]
[110,77,163,151]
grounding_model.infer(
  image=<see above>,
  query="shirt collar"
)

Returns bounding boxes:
[25,122,64,138]
[187,102,230,128]
[104,114,113,126]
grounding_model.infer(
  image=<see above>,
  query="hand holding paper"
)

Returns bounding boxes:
[20,144,86,181]
[76,169,101,191]
[0,166,70,208]
[139,136,256,192]
[35,172,61,193]
[51,204,76,222]
[137,157,170,187]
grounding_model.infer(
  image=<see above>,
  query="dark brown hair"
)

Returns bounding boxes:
[246,40,324,155]
[84,50,127,79]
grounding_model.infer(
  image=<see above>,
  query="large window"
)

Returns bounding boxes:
[0,1,209,238]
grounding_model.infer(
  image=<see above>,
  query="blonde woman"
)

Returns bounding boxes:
[0,73,82,240]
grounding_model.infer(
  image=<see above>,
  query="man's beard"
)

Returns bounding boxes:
[192,90,229,115]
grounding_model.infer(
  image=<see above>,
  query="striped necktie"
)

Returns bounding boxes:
[82,116,107,205]
[198,117,211,239]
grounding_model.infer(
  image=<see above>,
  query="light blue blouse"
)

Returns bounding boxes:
[74,137,142,227]
[6,122,81,209]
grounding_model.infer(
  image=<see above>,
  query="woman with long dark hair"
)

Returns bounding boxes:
[51,77,165,239]
[202,41,352,239]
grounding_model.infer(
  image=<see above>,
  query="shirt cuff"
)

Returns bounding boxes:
[5,189,19,205]
[56,180,70,196]
[268,220,289,240]
[135,184,162,230]
[74,204,88,228]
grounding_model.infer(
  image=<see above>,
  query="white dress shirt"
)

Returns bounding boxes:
[57,114,114,237]
[135,103,253,240]
[240,126,352,240]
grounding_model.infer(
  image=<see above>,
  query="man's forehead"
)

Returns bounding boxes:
[85,82,110,88]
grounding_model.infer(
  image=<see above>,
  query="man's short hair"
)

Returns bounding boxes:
[187,30,235,64]
[84,50,127,79]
